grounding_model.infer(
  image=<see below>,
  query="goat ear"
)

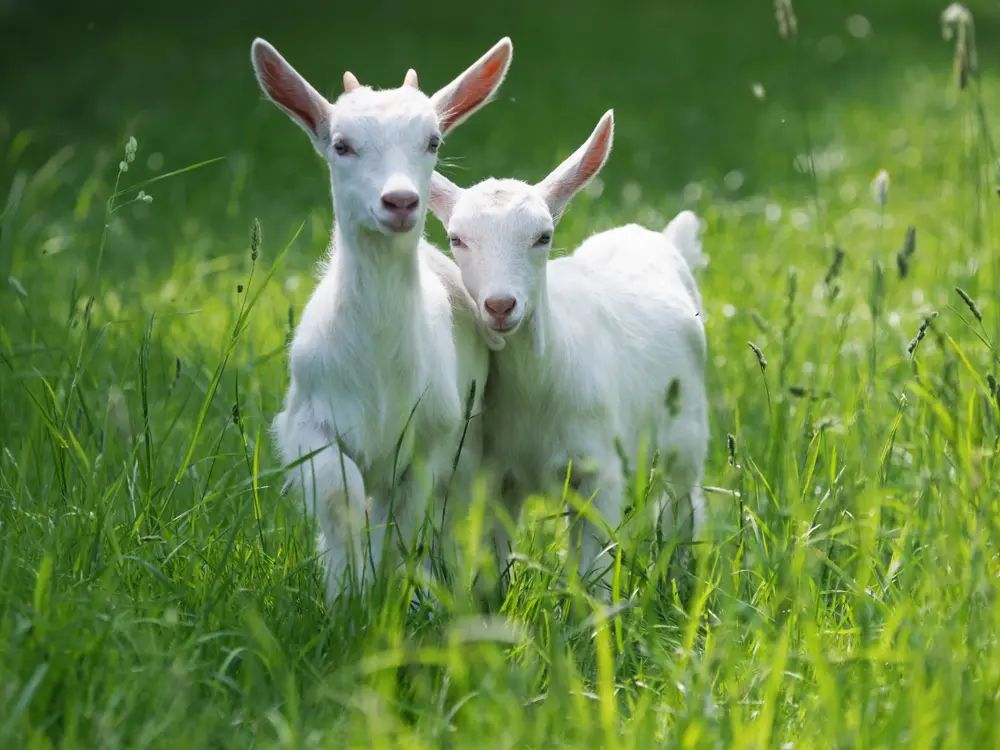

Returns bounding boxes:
[537,110,614,219]
[251,38,332,150]
[431,37,512,137]
[429,172,462,225]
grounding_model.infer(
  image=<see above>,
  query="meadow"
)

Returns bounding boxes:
[3,0,1000,746]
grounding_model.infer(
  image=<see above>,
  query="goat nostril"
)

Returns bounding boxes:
[381,191,420,213]
[484,296,516,318]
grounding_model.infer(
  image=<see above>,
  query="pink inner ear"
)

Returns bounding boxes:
[545,120,612,210]
[441,53,506,131]
[258,53,318,133]
[430,180,448,206]
[429,177,456,218]
[579,123,611,180]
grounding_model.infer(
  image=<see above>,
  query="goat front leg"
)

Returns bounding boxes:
[656,483,703,604]
[284,423,378,605]
[565,458,624,601]
[483,470,525,589]
[381,460,439,595]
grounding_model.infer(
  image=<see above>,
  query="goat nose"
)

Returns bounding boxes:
[381,189,420,214]
[484,295,516,318]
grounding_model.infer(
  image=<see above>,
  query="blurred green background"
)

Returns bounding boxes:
[3,0,996,487]
[1,0,987,285]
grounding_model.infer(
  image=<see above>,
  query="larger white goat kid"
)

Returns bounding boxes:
[429,111,708,595]
[250,38,512,603]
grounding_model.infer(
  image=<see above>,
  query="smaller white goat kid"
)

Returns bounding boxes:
[251,37,512,604]
[429,110,709,596]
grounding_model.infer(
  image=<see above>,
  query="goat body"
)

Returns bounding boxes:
[486,222,708,584]
[273,233,489,600]
[251,37,512,603]
[430,111,709,594]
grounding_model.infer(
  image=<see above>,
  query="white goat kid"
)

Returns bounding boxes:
[429,110,709,597]
[250,37,512,604]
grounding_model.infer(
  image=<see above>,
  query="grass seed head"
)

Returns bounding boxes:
[897,252,909,279]
[665,378,682,417]
[872,260,885,317]
[251,218,261,261]
[902,226,916,256]
[955,286,983,321]
[907,329,926,355]
[286,305,295,347]
[824,246,845,286]
[942,4,977,89]
[120,136,138,173]
[813,416,835,435]
[169,358,182,393]
[774,0,798,40]
[896,226,916,278]
[907,311,938,355]
[748,341,768,372]
[872,169,890,207]
[8,276,27,298]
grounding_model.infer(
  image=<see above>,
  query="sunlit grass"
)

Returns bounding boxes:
[3,8,1000,747]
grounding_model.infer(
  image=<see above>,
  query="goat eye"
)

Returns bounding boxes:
[427,135,441,153]
[449,235,466,249]
[534,232,552,247]
[333,140,354,157]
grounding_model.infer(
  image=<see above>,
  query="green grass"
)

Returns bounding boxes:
[4,1,1000,746]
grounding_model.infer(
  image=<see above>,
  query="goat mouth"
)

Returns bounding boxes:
[369,209,418,234]
[487,320,520,334]
[377,217,417,234]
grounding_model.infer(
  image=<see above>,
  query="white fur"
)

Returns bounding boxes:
[429,111,709,596]
[251,37,512,603]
